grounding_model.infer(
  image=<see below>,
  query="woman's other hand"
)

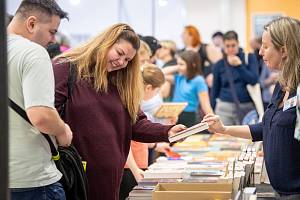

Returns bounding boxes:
[201,114,226,134]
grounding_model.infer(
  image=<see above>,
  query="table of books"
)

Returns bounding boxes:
[127,134,267,200]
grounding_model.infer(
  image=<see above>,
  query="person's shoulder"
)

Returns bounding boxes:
[175,73,183,80]
[52,57,70,74]
[193,75,205,83]
[52,57,69,67]
[9,34,49,59]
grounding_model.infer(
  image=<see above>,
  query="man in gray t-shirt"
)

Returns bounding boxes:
[7,1,72,199]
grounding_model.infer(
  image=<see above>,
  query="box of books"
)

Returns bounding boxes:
[152,183,232,200]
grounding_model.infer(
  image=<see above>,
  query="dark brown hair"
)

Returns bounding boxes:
[178,50,202,80]
[223,30,238,41]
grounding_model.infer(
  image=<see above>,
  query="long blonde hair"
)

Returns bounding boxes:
[265,17,300,92]
[57,23,143,123]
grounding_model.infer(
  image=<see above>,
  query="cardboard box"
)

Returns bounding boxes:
[152,183,232,200]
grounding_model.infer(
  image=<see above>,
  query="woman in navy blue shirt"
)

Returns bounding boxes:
[203,17,300,197]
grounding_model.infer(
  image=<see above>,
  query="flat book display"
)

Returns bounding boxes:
[168,122,209,143]
[154,102,188,118]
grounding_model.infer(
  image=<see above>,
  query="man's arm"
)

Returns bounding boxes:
[27,106,65,136]
[26,106,72,147]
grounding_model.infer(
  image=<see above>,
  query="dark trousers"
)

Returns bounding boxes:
[119,169,138,200]
[178,111,196,127]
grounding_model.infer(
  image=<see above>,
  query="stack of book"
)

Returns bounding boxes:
[130,134,263,199]
[127,185,154,200]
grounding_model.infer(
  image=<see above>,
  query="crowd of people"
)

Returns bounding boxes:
[7,0,300,200]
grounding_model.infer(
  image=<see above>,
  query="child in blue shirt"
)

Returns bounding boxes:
[162,50,213,127]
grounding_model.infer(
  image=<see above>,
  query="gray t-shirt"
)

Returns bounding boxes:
[8,34,62,188]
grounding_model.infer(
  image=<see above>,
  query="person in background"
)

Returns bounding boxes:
[120,64,174,200]
[47,42,62,58]
[250,36,278,109]
[211,31,224,49]
[203,17,300,199]
[7,0,72,199]
[53,23,185,200]
[156,40,178,101]
[182,25,222,88]
[162,50,213,127]
[140,35,162,64]
[211,30,259,125]
[55,31,71,52]
[138,40,151,65]
[157,40,177,68]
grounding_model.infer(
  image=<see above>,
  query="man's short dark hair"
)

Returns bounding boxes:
[16,0,68,20]
[223,30,238,41]
[212,31,223,39]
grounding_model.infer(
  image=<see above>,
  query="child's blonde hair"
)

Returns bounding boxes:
[141,64,165,88]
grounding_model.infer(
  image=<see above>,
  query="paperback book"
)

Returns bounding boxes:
[169,122,209,143]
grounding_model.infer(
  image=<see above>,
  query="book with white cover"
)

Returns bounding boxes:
[143,170,184,179]
[168,122,209,143]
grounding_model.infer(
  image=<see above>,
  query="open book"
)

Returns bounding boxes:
[154,102,188,118]
[168,122,209,143]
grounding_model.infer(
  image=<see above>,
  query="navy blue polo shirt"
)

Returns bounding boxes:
[249,83,300,195]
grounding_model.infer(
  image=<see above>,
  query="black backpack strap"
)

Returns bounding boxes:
[9,99,58,157]
[60,62,77,118]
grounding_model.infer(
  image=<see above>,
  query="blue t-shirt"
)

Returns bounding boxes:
[172,74,208,112]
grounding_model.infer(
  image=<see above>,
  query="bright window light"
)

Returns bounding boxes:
[158,0,168,7]
[69,0,81,6]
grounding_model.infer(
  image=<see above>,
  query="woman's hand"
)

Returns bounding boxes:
[132,168,144,182]
[154,142,171,153]
[201,114,226,134]
[167,124,186,138]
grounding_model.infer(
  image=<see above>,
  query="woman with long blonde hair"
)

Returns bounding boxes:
[53,23,185,200]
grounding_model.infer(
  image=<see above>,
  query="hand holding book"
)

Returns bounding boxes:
[167,124,187,142]
[201,114,226,134]
[168,122,209,143]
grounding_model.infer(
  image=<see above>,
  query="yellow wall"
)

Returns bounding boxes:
[246,0,300,50]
